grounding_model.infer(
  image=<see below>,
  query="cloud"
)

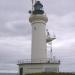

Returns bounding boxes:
[0,37,31,72]
[46,12,75,72]
[0,11,75,72]
[47,12,75,38]
[0,12,31,37]
[43,0,75,15]
[5,19,31,36]
[0,37,31,64]
[0,64,18,72]
[0,0,31,12]
[0,0,75,72]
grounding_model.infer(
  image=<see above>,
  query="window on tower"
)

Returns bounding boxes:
[34,26,36,30]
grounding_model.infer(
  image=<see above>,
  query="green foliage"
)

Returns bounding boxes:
[26,72,75,75]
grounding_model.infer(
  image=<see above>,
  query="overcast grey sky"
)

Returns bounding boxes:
[0,0,75,73]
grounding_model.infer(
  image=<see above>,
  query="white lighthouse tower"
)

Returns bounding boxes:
[18,1,60,75]
[29,3,48,63]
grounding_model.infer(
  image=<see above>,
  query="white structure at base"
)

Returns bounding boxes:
[18,1,60,75]
[18,63,59,75]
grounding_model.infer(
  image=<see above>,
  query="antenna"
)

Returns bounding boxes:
[32,0,34,11]
[53,32,56,38]
[31,0,37,11]
[48,41,53,62]
[46,29,50,36]
[50,41,53,61]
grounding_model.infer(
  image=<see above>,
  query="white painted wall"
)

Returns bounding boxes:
[29,15,48,63]
[19,63,59,75]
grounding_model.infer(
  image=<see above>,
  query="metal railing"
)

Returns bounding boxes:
[18,58,60,64]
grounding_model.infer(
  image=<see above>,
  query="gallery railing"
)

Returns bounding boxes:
[18,58,60,64]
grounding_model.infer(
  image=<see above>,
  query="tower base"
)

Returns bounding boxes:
[18,62,60,75]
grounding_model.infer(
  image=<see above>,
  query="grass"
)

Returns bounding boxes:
[26,72,75,75]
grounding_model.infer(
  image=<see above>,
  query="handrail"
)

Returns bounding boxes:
[18,58,60,64]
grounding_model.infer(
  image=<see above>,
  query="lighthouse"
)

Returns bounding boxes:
[29,1,48,63]
[18,1,60,75]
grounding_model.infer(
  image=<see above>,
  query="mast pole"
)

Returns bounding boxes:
[50,41,53,61]
[31,0,37,11]
[32,0,34,10]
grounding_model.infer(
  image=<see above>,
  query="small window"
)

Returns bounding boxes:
[34,27,36,30]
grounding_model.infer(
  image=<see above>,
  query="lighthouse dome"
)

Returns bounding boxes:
[33,1,44,14]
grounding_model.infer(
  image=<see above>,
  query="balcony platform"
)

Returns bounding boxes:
[18,59,60,65]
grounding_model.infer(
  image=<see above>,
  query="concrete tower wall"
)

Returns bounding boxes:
[29,15,48,63]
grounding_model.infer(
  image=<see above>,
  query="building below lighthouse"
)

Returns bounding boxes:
[18,1,60,75]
